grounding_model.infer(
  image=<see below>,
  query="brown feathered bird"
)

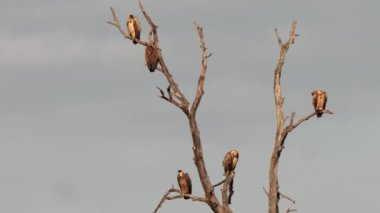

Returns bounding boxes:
[126,14,141,44]
[145,45,159,72]
[311,89,328,118]
[223,149,239,176]
[177,170,192,199]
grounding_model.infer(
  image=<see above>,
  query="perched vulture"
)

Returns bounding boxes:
[223,149,239,176]
[126,14,141,44]
[145,45,159,72]
[177,170,192,199]
[311,89,328,118]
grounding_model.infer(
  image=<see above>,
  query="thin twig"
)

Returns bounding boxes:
[263,187,269,197]
[288,112,296,127]
[285,208,298,213]
[285,109,333,133]
[153,186,177,213]
[156,87,183,109]
[166,85,173,100]
[138,1,190,111]
[213,179,226,188]
[191,22,211,115]
[285,111,314,133]
[279,192,296,204]
[157,87,169,101]
[275,28,282,46]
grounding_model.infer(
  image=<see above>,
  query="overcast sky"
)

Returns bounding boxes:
[1,0,379,212]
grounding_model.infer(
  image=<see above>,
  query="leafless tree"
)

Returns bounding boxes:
[266,22,333,213]
[108,1,234,213]
[108,2,333,213]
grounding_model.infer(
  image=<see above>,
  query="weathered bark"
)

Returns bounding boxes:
[188,115,228,213]
[189,24,231,212]
[268,21,298,213]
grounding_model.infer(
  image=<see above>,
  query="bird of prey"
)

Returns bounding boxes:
[311,89,328,118]
[126,14,141,44]
[177,170,192,199]
[223,149,239,176]
[145,44,159,72]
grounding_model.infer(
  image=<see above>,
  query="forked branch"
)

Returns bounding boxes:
[268,21,298,213]
[268,20,333,213]
[285,109,334,133]
[156,86,185,110]
[108,1,229,212]
[191,22,212,115]
[153,186,207,213]
[107,2,189,111]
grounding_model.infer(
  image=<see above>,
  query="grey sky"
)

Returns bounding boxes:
[0,0,379,212]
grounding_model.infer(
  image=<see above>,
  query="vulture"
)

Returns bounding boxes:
[177,170,192,199]
[223,149,239,176]
[126,14,141,44]
[311,89,328,118]
[145,44,159,72]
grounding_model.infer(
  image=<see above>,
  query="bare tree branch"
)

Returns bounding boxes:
[153,187,176,213]
[191,22,212,115]
[138,1,191,109]
[275,28,282,46]
[268,20,333,213]
[266,188,297,210]
[285,208,298,213]
[107,2,189,110]
[285,109,334,133]
[156,86,184,110]
[153,186,207,213]
[279,192,296,204]
[157,86,169,101]
[268,21,298,213]
[213,179,226,188]
[263,186,269,197]
[184,26,225,212]
[138,0,158,30]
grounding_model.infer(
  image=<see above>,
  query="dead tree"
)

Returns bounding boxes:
[267,21,333,213]
[108,1,333,212]
[107,1,234,212]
